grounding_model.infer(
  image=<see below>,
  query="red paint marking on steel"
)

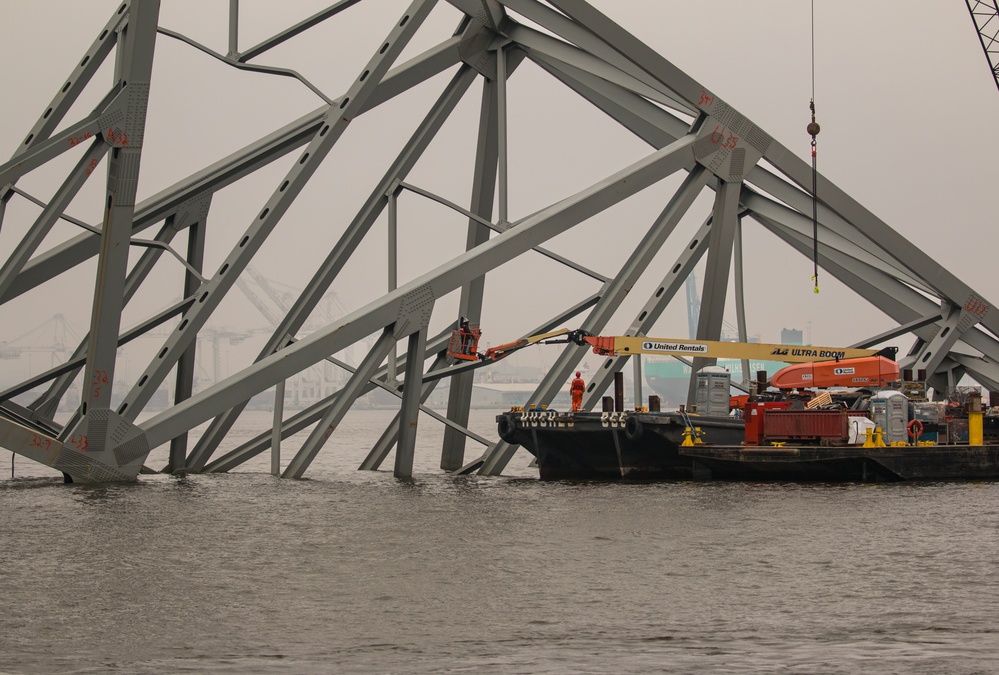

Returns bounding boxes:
[965,297,989,318]
[69,132,93,147]
[709,125,739,149]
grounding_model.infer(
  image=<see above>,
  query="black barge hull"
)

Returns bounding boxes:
[497,410,999,482]
[497,410,744,480]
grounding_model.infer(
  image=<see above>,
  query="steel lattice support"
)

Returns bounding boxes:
[967,0,999,93]
[2,0,998,482]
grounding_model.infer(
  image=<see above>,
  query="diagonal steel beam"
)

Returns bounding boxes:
[686,180,741,405]
[478,164,710,474]
[1,33,466,304]
[360,353,450,471]
[116,0,440,423]
[282,328,396,479]
[27,223,176,419]
[186,63,480,471]
[544,0,999,336]
[203,330,453,473]
[76,0,160,432]
[0,140,107,300]
[441,66,501,470]
[498,0,695,114]
[395,328,429,478]
[139,133,700,453]
[237,0,364,63]
[581,216,713,410]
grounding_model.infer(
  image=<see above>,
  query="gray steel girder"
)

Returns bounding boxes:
[902,303,973,378]
[28,219,181,420]
[116,0,440,424]
[138,134,700,453]
[204,330,455,473]
[542,0,999,334]
[1,33,467,305]
[686,181,741,406]
[186,64,480,471]
[748,187,999,369]
[755,213,999,389]
[282,329,397,479]
[72,0,160,466]
[168,216,207,472]
[207,293,596,476]
[581,216,713,410]
[476,165,711,475]
[4,6,126,163]
[7,0,999,483]
[441,68,502,471]
[395,328,430,478]
[498,0,696,114]
[360,353,450,471]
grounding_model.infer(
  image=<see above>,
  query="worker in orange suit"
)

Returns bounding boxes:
[458,318,473,355]
[570,371,585,411]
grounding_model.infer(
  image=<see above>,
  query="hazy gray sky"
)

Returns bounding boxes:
[1,1,997,384]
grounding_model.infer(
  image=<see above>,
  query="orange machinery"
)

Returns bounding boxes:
[768,355,900,390]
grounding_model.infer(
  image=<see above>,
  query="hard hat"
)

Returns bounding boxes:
[575,371,581,377]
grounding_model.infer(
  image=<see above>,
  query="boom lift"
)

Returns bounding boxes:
[448,327,898,391]
[448,327,578,362]
[579,334,885,364]
[577,333,899,390]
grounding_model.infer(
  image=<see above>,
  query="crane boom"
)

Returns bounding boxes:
[479,328,573,361]
[966,0,999,93]
[460,328,895,374]
[581,334,885,364]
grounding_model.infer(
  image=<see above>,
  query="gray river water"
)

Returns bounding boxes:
[2,410,998,673]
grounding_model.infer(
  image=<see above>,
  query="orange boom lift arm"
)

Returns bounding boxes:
[449,327,897,390]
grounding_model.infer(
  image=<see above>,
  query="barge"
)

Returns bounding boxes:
[461,325,999,481]
[496,404,999,482]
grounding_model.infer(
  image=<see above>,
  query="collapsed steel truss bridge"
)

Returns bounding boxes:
[1,0,998,482]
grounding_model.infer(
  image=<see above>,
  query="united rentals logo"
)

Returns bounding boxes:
[833,367,856,375]
[642,341,709,354]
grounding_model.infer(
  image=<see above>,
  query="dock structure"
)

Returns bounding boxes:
[1,1,999,482]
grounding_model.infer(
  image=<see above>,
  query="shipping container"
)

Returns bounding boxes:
[763,410,850,444]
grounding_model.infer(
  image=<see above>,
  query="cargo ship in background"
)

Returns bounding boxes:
[644,357,784,406]
[644,327,804,406]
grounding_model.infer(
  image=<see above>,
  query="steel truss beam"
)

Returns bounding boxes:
[2,1,997,482]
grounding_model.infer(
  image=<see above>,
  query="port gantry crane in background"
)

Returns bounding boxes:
[1,1,999,482]
[967,1,999,92]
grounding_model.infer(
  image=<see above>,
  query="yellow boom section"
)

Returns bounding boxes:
[584,335,880,363]
[481,329,572,361]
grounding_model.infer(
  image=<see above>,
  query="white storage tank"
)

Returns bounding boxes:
[870,390,909,444]
[695,366,731,417]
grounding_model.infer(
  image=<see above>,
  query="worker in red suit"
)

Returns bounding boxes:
[570,371,585,411]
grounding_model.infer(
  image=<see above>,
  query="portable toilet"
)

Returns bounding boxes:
[695,366,731,417]
[870,390,909,443]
